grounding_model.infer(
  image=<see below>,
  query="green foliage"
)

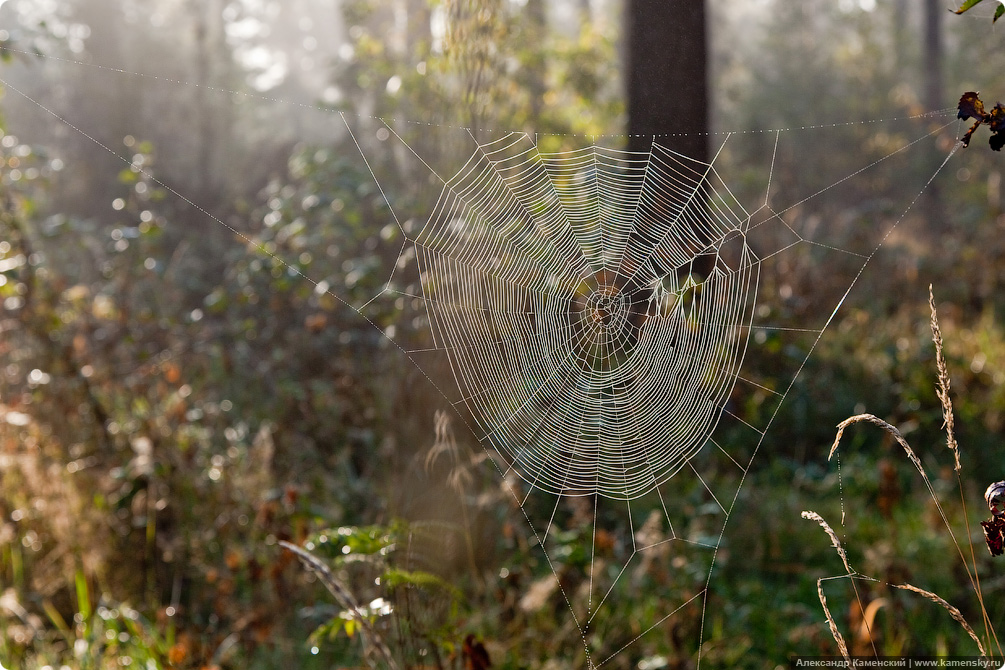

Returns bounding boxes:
[0,1,618,664]
[952,0,1005,23]
[3,0,1005,668]
[295,521,466,665]
[432,0,622,138]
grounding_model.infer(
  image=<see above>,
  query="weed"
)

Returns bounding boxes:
[805,286,1002,660]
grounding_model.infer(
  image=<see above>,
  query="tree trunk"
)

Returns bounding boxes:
[526,0,546,127]
[626,0,708,162]
[923,0,944,232]
[623,1,711,289]
[192,0,223,200]
[923,0,943,111]
[892,0,909,70]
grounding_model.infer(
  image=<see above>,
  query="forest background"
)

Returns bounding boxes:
[2,0,1005,668]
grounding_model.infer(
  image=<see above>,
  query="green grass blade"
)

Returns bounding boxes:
[42,599,70,633]
[75,570,92,621]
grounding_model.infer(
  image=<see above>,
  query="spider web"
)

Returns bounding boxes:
[0,51,965,667]
[362,119,961,667]
[349,116,961,666]
[415,136,756,501]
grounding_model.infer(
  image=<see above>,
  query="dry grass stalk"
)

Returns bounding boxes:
[929,286,999,654]
[929,285,961,472]
[893,583,986,657]
[826,415,998,653]
[818,295,1001,658]
[279,541,399,670]
[816,578,852,663]
[803,510,859,660]
[801,511,853,574]
[424,410,459,474]
[829,413,923,474]
[827,414,1002,657]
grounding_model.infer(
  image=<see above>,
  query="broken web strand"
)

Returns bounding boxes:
[0,61,969,666]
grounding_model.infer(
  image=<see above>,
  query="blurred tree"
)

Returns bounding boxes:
[625,0,709,282]
[190,0,229,202]
[924,0,944,112]
[525,0,546,126]
[893,0,909,68]
[924,0,945,232]
[626,0,707,161]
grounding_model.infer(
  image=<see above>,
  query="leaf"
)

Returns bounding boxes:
[958,91,985,121]
[308,616,344,645]
[952,0,987,14]
[981,516,1005,555]
[990,102,1005,132]
[951,0,1005,23]
[42,599,71,633]
[462,634,492,670]
[989,101,1005,150]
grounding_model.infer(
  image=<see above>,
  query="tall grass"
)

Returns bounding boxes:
[804,286,1002,660]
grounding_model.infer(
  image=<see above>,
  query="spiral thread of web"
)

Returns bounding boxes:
[414,134,759,499]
